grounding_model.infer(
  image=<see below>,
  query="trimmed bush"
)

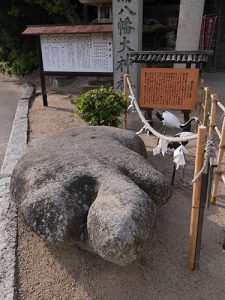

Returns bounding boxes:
[74,86,129,127]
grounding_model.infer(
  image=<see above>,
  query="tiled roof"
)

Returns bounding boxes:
[130,51,213,64]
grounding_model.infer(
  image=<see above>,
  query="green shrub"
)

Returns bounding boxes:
[0,49,38,76]
[0,61,12,74]
[74,86,129,127]
[11,50,38,76]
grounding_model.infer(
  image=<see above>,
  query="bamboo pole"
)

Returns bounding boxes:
[188,125,207,270]
[215,126,221,139]
[209,94,218,140]
[203,87,211,127]
[222,173,225,184]
[123,74,128,130]
[197,79,204,121]
[217,101,225,113]
[211,117,225,205]
[196,79,204,133]
[208,93,217,217]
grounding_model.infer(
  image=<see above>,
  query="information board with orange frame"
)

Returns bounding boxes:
[140,68,199,110]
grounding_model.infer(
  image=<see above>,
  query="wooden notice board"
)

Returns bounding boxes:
[22,25,113,107]
[40,33,113,73]
[140,68,199,110]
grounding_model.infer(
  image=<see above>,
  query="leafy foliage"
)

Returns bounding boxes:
[0,61,12,74]
[74,87,129,127]
[0,0,93,75]
[25,0,85,24]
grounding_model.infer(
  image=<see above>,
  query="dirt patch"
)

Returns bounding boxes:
[28,94,85,141]
[17,81,225,299]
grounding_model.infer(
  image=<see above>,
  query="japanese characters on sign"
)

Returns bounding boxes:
[140,68,199,110]
[40,33,113,73]
[113,1,142,91]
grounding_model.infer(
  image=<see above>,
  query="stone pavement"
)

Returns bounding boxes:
[0,82,34,300]
[203,71,225,127]
[203,72,225,100]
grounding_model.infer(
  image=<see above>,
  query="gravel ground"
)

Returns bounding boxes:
[16,74,225,300]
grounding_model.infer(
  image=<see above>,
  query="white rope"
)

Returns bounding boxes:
[192,140,215,183]
[126,77,198,143]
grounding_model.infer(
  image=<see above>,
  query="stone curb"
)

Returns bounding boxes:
[0,84,35,300]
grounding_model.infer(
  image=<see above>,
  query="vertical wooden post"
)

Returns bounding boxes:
[206,150,217,208]
[197,79,204,123]
[209,94,217,140]
[123,74,128,129]
[211,117,225,205]
[188,125,206,270]
[203,87,211,127]
[181,62,191,128]
[36,36,48,107]
[194,169,208,269]
[207,96,217,209]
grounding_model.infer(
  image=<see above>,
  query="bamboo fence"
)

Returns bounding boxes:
[198,84,225,205]
[124,74,224,269]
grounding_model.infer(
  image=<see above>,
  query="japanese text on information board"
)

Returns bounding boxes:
[140,68,199,110]
[41,33,113,73]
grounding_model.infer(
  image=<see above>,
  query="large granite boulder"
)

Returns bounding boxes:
[11,126,171,266]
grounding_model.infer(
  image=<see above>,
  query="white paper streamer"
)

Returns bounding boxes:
[153,139,168,156]
[127,95,136,112]
[173,145,188,169]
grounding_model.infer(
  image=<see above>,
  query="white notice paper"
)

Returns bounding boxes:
[40,33,113,73]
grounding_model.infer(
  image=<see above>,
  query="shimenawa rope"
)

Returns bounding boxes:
[192,140,216,183]
[126,77,218,185]
[126,77,198,143]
